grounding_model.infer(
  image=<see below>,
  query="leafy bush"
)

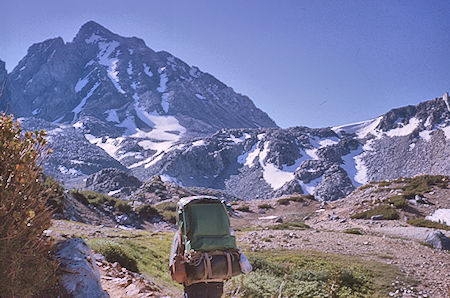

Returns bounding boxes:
[89,240,139,272]
[0,113,58,296]
[351,205,399,220]
[407,218,450,231]
[257,203,272,209]
[44,175,65,214]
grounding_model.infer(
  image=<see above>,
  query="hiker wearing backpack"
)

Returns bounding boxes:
[169,196,252,298]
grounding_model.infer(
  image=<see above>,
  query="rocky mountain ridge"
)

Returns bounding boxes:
[1,21,449,201]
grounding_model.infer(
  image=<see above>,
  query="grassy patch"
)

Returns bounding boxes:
[87,232,180,291]
[70,189,132,212]
[343,228,364,235]
[385,195,409,209]
[267,221,310,230]
[224,250,411,298]
[88,239,139,272]
[277,195,305,205]
[235,205,251,212]
[358,184,374,191]
[351,205,399,220]
[401,175,448,193]
[257,203,272,209]
[407,218,450,231]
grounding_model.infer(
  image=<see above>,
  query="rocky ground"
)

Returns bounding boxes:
[49,177,450,297]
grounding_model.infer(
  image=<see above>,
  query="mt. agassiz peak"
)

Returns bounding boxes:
[1,21,449,201]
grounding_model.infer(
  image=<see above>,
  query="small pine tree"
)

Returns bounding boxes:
[0,112,58,296]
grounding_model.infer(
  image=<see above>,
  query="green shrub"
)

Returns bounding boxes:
[268,221,310,230]
[385,195,409,209]
[407,218,450,231]
[258,203,272,209]
[343,228,363,235]
[136,204,159,219]
[401,175,448,194]
[235,205,251,212]
[69,189,132,213]
[89,240,139,272]
[351,205,399,220]
[115,200,132,213]
[155,201,178,224]
[277,195,305,205]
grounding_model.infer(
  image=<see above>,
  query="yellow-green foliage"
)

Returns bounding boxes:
[0,113,57,296]
[70,189,132,213]
[257,203,272,209]
[268,221,310,230]
[235,205,251,212]
[407,218,450,231]
[277,195,307,205]
[351,205,399,220]
[385,195,409,209]
[155,201,178,223]
[88,240,139,272]
[224,250,410,297]
[87,232,178,290]
[343,228,364,235]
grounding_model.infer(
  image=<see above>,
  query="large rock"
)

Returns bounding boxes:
[85,168,142,197]
[424,230,450,250]
[54,238,109,297]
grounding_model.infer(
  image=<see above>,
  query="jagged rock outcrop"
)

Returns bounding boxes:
[85,168,142,197]
[53,238,109,297]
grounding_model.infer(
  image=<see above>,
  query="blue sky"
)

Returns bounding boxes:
[1,0,449,128]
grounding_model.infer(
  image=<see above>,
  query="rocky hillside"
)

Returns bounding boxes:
[136,96,450,200]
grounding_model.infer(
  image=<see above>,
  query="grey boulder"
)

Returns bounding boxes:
[424,230,450,251]
[54,237,109,297]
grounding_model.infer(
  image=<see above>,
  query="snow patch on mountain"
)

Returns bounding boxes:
[105,109,120,123]
[72,82,100,122]
[97,40,125,94]
[74,74,90,93]
[341,145,365,186]
[426,208,450,225]
[299,176,322,195]
[332,117,382,138]
[157,72,168,92]
[195,93,206,100]
[143,64,153,77]
[386,117,420,137]
[161,93,169,113]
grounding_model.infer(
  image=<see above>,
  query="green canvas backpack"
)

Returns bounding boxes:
[177,196,237,252]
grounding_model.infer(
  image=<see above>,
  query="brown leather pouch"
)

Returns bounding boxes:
[171,255,187,283]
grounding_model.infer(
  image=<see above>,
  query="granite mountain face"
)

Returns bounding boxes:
[1,21,449,201]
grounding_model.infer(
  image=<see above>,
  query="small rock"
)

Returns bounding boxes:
[125,283,140,296]
[370,214,384,220]
[275,217,283,223]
